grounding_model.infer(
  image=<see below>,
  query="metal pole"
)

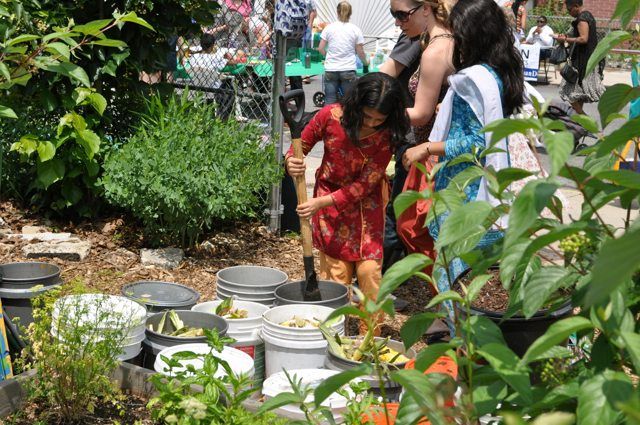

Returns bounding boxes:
[267,31,287,233]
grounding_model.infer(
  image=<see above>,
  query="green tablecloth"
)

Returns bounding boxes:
[205,59,377,79]
[252,61,377,78]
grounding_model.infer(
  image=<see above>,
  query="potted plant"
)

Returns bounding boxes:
[452,264,573,357]
[280,1,640,422]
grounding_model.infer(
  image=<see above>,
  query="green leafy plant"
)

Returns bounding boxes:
[377,0,640,422]
[101,91,282,246]
[147,329,286,425]
[258,367,375,425]
[0,0,220,214]
[0,0,153,213]
[18,281,135,423]
[275,1,640,423]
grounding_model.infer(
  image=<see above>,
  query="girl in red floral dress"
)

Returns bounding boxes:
[285,72,410,310]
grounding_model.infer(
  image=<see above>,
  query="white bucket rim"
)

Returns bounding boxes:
[215,294,276,304]
[261,328,328,349]
[192,300,268,324]
[216,265,288,289]
[153,343,255,378]
[262,304,344,333]
[262,369,355,411]
[52,294,147,327]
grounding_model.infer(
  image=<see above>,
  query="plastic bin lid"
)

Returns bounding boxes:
[262,369,355,409]
[122,281,200,307]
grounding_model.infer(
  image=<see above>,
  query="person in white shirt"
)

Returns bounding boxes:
[318,1,369,104]
[188,33,242,119]
[188,33,236,89]
[524,15,555,58]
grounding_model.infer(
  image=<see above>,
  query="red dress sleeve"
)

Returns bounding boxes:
[330,132,392,212]
[284,106,330,160]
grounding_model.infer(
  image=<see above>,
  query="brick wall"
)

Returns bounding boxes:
[535,0,640,21]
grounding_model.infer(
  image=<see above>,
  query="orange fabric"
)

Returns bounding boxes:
[396,159,437,294]
[361,356,457,424]
[318,252,383,336]
[318,252,381,302]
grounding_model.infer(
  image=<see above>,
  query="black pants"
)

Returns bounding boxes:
[382,142,412,273]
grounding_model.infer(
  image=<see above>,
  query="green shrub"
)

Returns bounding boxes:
[101,92,282,246]
[18,281,133,423]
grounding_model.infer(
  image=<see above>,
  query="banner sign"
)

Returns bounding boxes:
[520,44,541,82]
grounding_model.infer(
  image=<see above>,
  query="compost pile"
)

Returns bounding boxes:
[322,327,410,364]
[148,310,204,337]
[215,297,249,319]
[279,316,320,328]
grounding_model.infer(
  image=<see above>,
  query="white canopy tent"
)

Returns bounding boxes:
[314,0,400,53]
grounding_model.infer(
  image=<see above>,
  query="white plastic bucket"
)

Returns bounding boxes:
[154,343,255,379]
[191,300,268,382]
[262,304,344,340]
[261,328,329,378]
[261,304,345,377]
[192,300,267,334]
[51,294,147,362]
[262,369,353,421]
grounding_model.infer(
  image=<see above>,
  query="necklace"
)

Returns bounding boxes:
[427,33,453,46]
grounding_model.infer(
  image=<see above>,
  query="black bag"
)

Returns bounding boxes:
[549,44,567,65]
[560,43,579,84]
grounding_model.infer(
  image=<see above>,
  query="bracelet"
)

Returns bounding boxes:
[426,142,432,156]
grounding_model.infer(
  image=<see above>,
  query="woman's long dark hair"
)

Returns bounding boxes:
[339,72,409,147]
[511,0,525,19]
[449,0,525,115]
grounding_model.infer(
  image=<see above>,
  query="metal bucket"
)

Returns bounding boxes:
[0,262,63,332]
[142,310,228,369]
[274,280,349,308]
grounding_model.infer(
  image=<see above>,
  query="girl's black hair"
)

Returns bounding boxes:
[565,0,583,7]
[449,0,525,115]
[339,72,410,147]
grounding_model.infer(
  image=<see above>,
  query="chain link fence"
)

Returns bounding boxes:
[170,1,285,228]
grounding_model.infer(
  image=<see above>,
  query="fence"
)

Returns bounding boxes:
[170,1,288,231]
[527,14,640,54]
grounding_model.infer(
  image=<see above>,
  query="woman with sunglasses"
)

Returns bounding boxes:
[388,0,456,294]
[403,0,525,333]
[552,0,605,115]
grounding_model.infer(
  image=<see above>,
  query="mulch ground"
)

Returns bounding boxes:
[5,393,153,424]
[0,200,434,348]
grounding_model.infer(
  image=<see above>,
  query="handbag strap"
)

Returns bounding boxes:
[565,42,577,65]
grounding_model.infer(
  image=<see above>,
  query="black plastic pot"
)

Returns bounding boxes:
[145,310,228,347]
[454,267,573,358]
[324,337,415,402]
[274,280,349,308]
[142,310,228,369]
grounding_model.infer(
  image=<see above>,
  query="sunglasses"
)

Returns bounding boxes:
[537,19,546,23]
[390,5,422,22]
